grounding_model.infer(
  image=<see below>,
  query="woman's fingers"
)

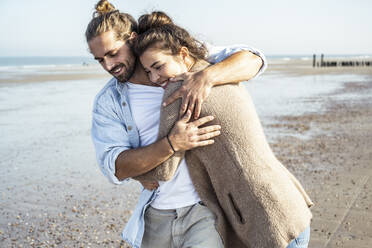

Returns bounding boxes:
[179,94,190,116]
[193,99,202,119]
[186,97,195,118]
[180,109,192,122]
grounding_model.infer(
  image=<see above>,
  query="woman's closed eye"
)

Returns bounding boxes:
[144,65,162,74]
[154,64,163,70]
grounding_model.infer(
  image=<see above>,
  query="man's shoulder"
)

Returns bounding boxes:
[95,77,118,101]
[93,77,122,110]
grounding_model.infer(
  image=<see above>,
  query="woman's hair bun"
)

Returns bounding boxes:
[94,0,116,17]
[138,11,174,34]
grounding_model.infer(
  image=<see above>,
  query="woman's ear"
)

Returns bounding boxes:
[129,32,138,41]
[179,46,189,61]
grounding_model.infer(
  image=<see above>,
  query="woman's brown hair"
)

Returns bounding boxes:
[134,11,207,60]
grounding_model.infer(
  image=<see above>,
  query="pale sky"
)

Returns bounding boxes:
[0,0,371,57]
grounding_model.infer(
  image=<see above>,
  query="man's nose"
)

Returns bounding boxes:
[103,59,115,71]
[149,72,160,83]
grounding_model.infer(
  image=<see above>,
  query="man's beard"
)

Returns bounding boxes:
[112,57,136,83]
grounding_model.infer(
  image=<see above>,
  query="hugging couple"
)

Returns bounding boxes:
[88,1,313,247]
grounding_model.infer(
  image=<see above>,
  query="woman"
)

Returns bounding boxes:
[133,11,313,248]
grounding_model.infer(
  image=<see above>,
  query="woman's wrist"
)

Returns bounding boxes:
[194,69,215,88]
[200,65,219,87]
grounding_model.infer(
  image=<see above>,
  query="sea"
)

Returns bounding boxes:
[0,56,100,77]
[0,56,95,68]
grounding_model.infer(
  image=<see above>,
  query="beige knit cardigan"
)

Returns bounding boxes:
[134,60,313,248]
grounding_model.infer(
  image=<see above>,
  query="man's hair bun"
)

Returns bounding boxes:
[94,0,116,17]
[138,11,174,34]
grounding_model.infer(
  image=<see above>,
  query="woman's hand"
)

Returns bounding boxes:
[168,109,221,152]
[163,51,264,119]
[163,70,213,119]
[138,179,159,191]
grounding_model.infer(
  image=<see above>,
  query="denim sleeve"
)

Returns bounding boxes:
[206,43,267,78]
[91,97,131,185]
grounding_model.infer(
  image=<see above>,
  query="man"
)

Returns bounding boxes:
[87,1,266,247]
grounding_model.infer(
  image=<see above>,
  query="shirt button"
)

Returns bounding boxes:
[122,101,127,107]
[127,125,132,131]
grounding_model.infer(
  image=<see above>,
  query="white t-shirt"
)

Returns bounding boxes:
[126,82,201,210]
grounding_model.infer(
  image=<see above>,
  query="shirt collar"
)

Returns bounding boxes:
[115,78,128,96]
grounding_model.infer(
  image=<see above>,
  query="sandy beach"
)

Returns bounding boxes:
[0,59,371,247]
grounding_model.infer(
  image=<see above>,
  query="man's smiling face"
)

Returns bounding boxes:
[88,31,136,82]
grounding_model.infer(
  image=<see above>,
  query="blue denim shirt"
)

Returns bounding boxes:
[91,44,267,248]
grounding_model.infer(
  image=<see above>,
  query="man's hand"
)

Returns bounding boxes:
[168,109,221,152]
[114,110,221,181]
[164,70,212,119]
[138,179,159,191]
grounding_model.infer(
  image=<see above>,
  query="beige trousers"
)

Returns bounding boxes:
[141,202,224,248]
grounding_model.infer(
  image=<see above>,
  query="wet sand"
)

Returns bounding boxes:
[269,81,372,247]
[0,60,371,247]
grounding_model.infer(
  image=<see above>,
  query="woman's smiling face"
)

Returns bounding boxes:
[140,47,189,87]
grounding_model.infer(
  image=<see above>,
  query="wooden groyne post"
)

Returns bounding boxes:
[312,54,372,67]
[313,54,316,68]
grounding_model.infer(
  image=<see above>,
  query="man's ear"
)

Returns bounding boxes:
[179,46,189,61]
